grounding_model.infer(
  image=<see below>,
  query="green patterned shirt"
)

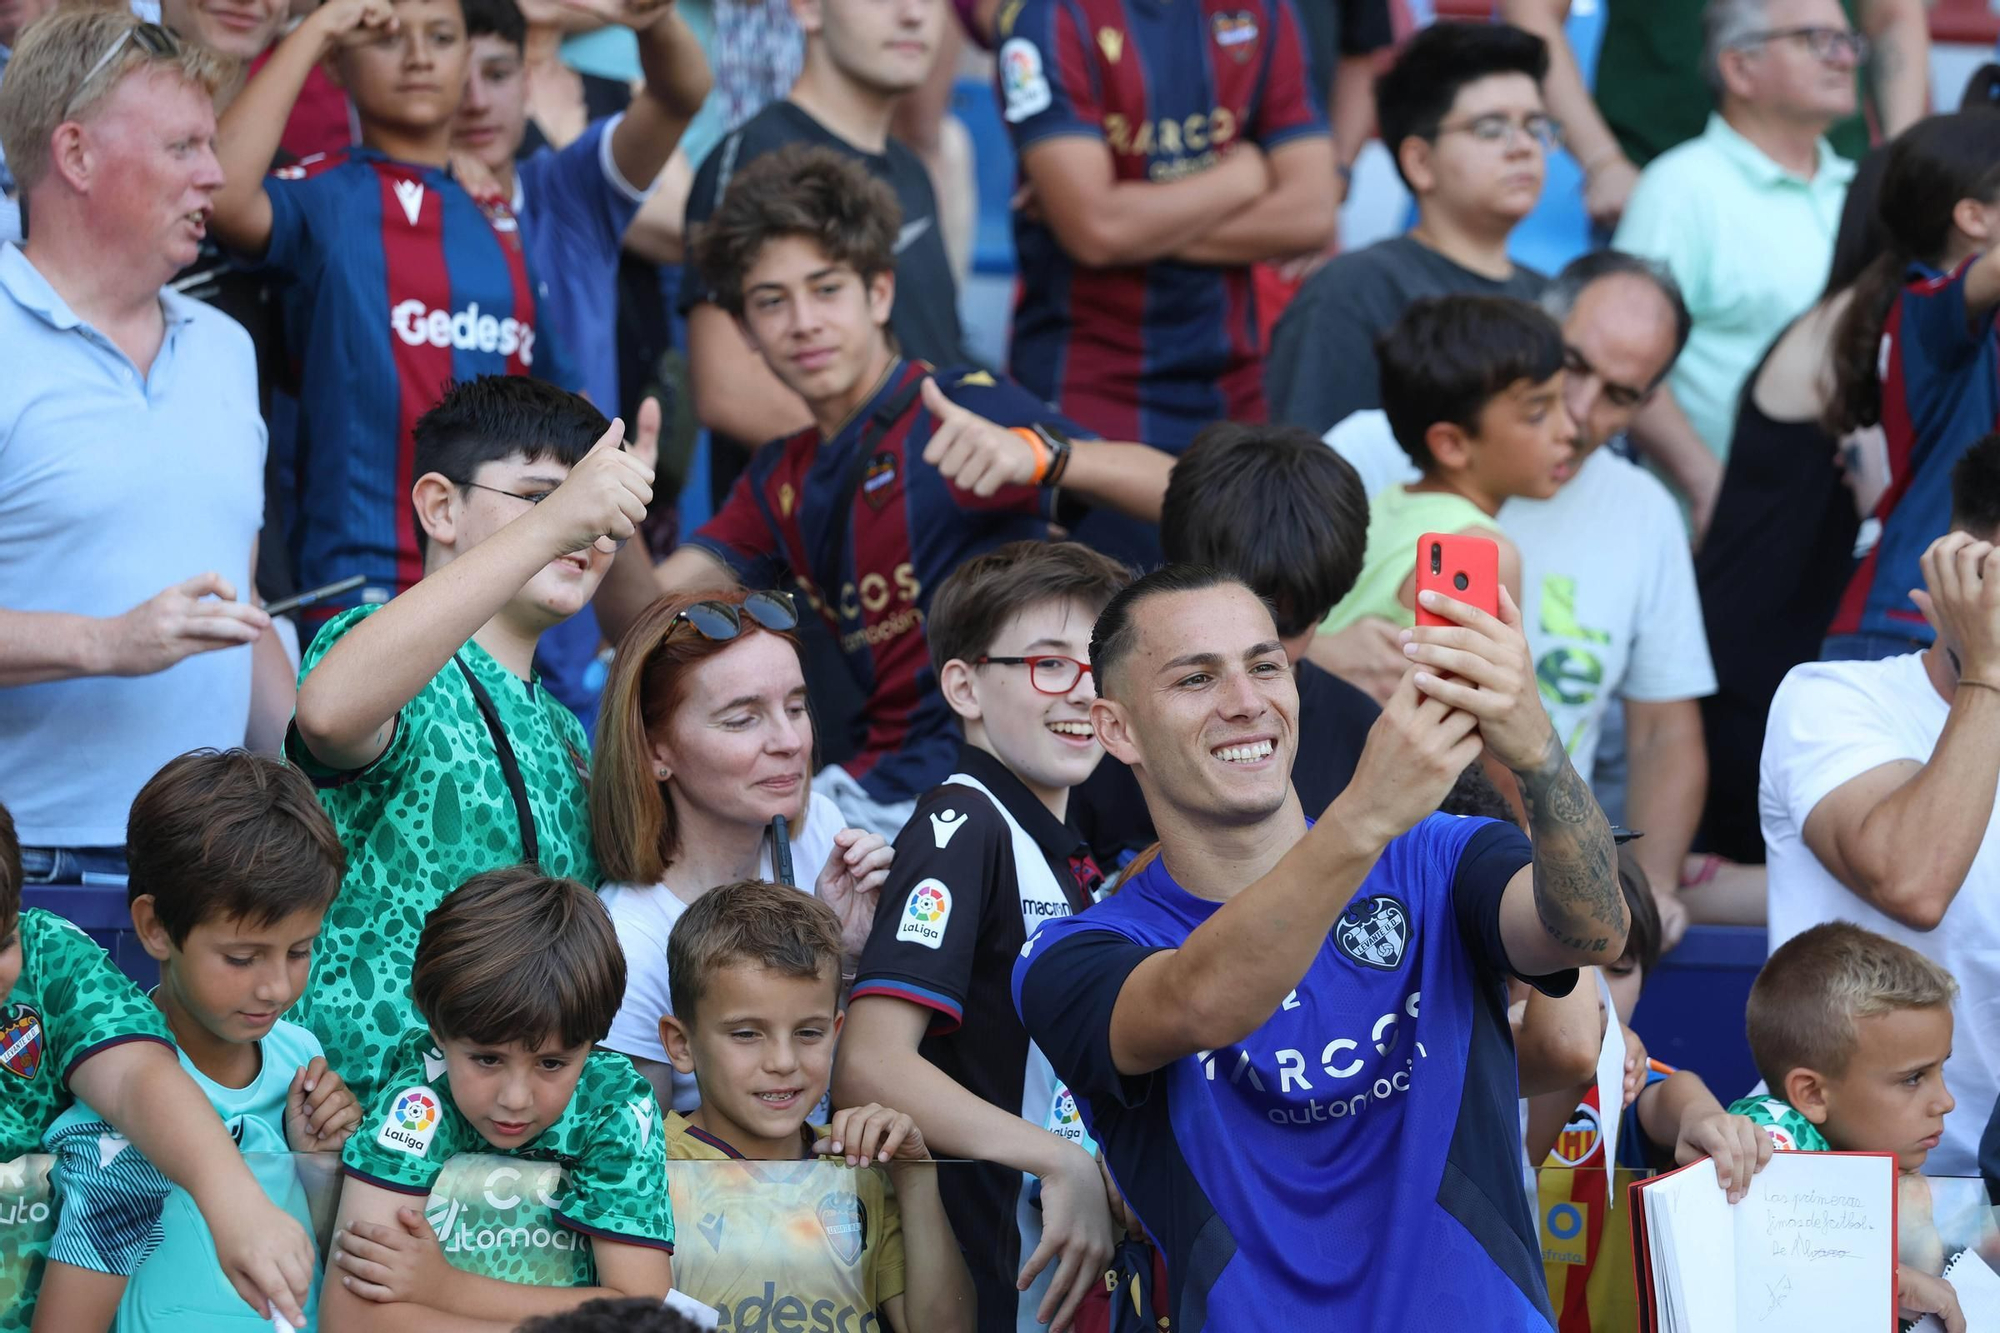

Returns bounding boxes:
[285,607,598,1109]
[0,909,172,1330]
[341,1035,674,1289]
[1727,1095,1833,1154]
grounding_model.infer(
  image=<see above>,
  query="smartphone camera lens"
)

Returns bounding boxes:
[1430,543,1442,576]
[1453,572,1469,591]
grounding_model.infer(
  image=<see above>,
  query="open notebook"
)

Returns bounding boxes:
[1629,1150,1897,1331]
[1911,1246,2000,1332]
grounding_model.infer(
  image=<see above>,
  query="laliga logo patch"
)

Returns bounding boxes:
[1335,895,1409,972]
[377,1086,442,1156]
[999,37,1053,123]
[896,879,952,949]
[0,1004,43,1080]
[1551,1103,1602,1167]
[815,1191,867,1266]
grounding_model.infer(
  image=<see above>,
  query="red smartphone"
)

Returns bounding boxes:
[1414,532,1500,627]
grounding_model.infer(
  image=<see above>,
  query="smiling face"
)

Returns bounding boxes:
[1093,583,1299,828]
[150,906,325,1047]
[437,1032,592,1148]
[453,32,528,175]
[947,598,1105,811]
[424,453,613,625]
[661,960,842,1158]
[1792,1005,1956,1172]
[737,235,895,418]
[329,0,469,137]
[160,0,287,61]
[651,631,815,837]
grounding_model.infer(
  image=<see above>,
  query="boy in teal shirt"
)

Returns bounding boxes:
[323,867,673,1330]
[286,376,655,1110]
[1319,295,1577,662]
[35,750,362,1332]
[0,801,317,1331]
[1731,922,1963,1329]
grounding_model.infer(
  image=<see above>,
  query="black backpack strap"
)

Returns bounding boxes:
[811,372,928,612]
[451,655,540,866]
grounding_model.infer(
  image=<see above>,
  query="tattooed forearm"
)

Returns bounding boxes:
[1514,734,1627,961]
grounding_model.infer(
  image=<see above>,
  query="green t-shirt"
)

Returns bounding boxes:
[341,1035,673,1289]
[286,607,599,1109]
[0,909,171,1330]
[1596,0,1870,167]
[1320,486,1498,635]
[45,1018,329,1332]
[1728,1094,1834,1153]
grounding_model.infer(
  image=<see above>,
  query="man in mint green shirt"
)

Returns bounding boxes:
[1611,0,1858,527]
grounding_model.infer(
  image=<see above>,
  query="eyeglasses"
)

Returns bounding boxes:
[1435,112,1562,152]
[1733,25,1870,64]
[461,480,554,505]
[975,654,1092,696]
[665,591,800,645]
[64,22,180,118]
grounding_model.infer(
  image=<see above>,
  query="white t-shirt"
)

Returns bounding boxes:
[1762,652,1998,1176]
[599,789,846,1111]
[1500,448,1717,785]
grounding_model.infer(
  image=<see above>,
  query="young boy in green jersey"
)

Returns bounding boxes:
[1732,922,1963,1329]
[0,801,318,1331]
[286,375,654,1111]
[1319,295,1577,655]
[660,879,974,1333]
[33,749,362,1333]
[322,866,673,1331]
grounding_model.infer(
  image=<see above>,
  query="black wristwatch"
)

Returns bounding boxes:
[1030,422,1074,487]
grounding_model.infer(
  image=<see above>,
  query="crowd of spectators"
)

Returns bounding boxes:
[6,0,2000,1327]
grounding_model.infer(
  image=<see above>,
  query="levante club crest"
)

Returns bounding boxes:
[1336,896,1409,972]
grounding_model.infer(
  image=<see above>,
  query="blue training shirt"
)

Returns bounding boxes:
[1013,814,1570,1331]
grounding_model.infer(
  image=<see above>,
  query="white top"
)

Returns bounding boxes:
[1500,448,1717,784]
[1761,652,1996,1175]
[599,789,846,1111]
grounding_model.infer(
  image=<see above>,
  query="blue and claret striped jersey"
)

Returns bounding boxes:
[1013,815,1572,1331]
[1831,257,2000,642]
[995,0,1326,450]
[687,359,1073,804]
[263,148,539,606]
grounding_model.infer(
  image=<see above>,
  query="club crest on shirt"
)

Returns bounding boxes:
[1551,1102,1603,1167]
[1211,11,1258,60]
[1335,895,1408,972]
[816,1191,867,1266]
[0,1004,43,1080]
[862,452,899,510]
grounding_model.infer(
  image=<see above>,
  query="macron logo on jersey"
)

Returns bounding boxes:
[392,178,425,226]
[392,300,535,365]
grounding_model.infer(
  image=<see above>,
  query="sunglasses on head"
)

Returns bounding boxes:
[664,590,799,645]
[65,22,180,118]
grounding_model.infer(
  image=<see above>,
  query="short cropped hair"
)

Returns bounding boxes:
[1541,250,1694,380]
[460,0,526,49]
[0,7,229,192]
[1160,423,1368,638]
[666,879,844,1025]
[691,144,900,316]
[517,1297,702,1333]
[412,376,610,552]
[1703,0,1774,97]
[412,867,626,1051]
[1951,433,2000,540]
[126,750,345,946]
[927,540,1133,679]
[1378,294,1567,472]
[1746,922,1958,1094]
[1375,21,1549,191]
[0,800,18,934]
[1089,565,1274,699]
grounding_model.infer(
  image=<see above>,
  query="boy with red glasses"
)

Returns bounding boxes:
[833,539,1136,1333]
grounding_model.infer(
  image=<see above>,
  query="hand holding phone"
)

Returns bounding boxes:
[1414,533,1500,627]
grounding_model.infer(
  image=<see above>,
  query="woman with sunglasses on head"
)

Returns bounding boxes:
[594,587,894,1111]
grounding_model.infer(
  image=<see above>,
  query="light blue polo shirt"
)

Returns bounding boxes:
[0,243,265,846]
[1614,113,1855,461]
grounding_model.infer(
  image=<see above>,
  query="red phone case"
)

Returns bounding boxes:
[1414,532,1500,626]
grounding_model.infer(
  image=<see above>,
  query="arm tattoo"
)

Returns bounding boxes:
[1513,734,1627,960]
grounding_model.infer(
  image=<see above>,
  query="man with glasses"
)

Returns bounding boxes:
[1612,0,1861,535]
[285,374,654,1109]
[0,10,289,883]
[1267,22,1555,439]
[992,0,1335,565]
[836,539,1134,1333]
